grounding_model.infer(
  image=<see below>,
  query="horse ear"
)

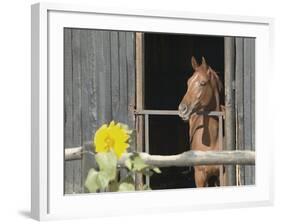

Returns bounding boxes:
[191,56,198,70]
[202,57,208,69]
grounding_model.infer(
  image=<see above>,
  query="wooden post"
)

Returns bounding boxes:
[135,32,145,190]
[224,37,236,186]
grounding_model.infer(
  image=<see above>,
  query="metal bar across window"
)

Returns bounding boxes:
[135,110,224,117]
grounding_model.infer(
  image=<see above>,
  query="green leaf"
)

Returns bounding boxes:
[97,171,111,189]
[118,183,135,192]
[85,151,120,193]
[124,158,133,170]
[95,151,117,180]
[132,155,149,171]
[152,167,161,174]
[84,169,99,193]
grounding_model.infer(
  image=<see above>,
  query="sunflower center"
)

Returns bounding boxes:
[105,135,115,149]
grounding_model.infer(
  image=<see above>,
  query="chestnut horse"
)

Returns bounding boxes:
[178,56,223,187]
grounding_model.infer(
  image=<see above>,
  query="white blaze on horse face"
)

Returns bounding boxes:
[188,73,198,89]
[187,73,203,103]
[185,72,214,113]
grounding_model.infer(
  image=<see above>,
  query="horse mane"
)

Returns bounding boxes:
[209,67,222,92]
[208,67,223,111]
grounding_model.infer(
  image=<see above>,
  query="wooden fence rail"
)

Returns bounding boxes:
[65,146,255,166]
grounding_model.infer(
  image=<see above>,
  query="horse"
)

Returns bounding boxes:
[178,56,224,187]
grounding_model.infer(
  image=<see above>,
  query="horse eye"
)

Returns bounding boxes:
[200,80,207,86]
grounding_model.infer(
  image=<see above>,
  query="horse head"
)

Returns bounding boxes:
[178,56,222,121]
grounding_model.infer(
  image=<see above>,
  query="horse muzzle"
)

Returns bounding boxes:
[178,103,193,121]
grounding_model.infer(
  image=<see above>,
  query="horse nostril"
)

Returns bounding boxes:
[178,104,187,113]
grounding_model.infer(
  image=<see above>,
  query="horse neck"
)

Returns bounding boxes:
[189,93,220,149]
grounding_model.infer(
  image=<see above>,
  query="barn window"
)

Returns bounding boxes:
[64,29,255,194]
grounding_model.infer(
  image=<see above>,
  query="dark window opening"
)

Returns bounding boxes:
[144,33,225,189]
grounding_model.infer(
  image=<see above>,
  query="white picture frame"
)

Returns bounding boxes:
[31,2,274,221]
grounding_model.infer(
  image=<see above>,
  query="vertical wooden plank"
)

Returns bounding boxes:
[126,32,136,158]
[80,30,94,142]
[64,28,74,194]
[244,38,255,185]
[250,39,256,184]
[243,38,252,151]
[135,32,145,189]
[224,37,236,186]
[64,29,74,148]
[71,29,82,193]
[118,32,129,125]
[126,32,136,132]
[80,29,98,192]
[235,37,245,185]
[95,30,112,125]
[110,31,121,122]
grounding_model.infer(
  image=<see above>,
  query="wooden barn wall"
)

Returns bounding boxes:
[235,37,255,185]
[64,28,136,194]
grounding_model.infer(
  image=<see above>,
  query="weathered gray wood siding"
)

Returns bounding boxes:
[235,37,255,185]
[64,28,136,194]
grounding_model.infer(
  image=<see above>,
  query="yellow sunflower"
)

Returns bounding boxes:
[93,121,131,158]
